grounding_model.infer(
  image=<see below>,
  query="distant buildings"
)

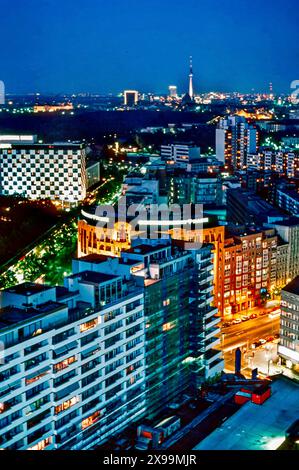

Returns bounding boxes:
[160,143,201,166]
[123,90,138,106]
[276,186,299,216]
[227,188,286,226]
[168,86,177,98]
[216,116,258,169]
[271,218,299,282]
[86,161,100,189]
[33,103,73,113]
[0,141,89,207]
[246,149,298,179]
[167,171,223,206]
[279,276,299,371]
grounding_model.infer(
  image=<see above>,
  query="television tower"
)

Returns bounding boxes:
[188,56,194,100]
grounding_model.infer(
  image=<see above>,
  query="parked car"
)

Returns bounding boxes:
[249,313,258,319]
[232,318,242,324]
[259,311,268,316]
[222,322,232,328]
[274,333,280,339]
[259,338,267,344]
[251,342,260,349]
[241,315,250,321]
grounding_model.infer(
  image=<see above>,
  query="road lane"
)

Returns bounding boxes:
[221,314,280,376]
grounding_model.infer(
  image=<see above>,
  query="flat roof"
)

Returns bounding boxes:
[74,254,109,263]
[4,282,54,296]
[1,142,84,150]
[69,270,120,284]
[0,301,65,330]
[194,377,299,450]
[282,276,299,296]
[274,216,299,227]
[125,243,169,255]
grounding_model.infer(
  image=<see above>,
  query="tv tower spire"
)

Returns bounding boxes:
[188,56,194,100]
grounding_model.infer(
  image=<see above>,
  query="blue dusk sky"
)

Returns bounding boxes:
[1,0,298,94]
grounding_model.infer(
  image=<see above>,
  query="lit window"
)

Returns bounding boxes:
[162,321,176,332]
[53,356,77,373]
[80,319,98,333]
[55,396,79,414]
[81,410,100,430]
[29,437,52,451]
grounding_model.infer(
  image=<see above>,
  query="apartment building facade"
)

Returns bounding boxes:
[221,228,278,316]
[278,277,299,371]
[246,150,298,178]
[0,271,146,450]
[160,143,200,166]
[76,237,223,416]
[216,116,258,170]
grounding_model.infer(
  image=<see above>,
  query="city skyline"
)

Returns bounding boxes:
[1,0,299,456]
[1,0,299,95]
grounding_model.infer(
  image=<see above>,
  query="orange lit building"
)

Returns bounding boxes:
[78,209,288,317]
[33,103,73,113]
[78,218,133,258]
[78,209,227,314]
[221,228,278,316]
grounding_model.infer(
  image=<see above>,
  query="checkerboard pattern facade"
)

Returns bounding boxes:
[0,144,87,205]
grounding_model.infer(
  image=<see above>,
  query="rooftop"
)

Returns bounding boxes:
[69,270,120,284]
[194,377,299,450]
[0,301,65,330]
[125,243,169,255]
[274,216,299,227]
[4,282,54,296]
[0,142,84,150]
[74,254,109,263]
[282,276,299,296]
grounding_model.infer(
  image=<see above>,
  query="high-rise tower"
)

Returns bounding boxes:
[188,56,194,100]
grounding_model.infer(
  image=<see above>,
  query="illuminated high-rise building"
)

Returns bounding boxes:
[216,116,258,169]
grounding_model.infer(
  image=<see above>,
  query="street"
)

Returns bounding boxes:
[222,311,280,377]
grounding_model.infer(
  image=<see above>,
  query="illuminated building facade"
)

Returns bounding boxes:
[78,211,132,258]
[246,150,297,178]
[278,276,299,371]
[276,187,299,216]
[272,218,299,282]
[120,243,194,418]
[221,228,278,316]
[0,142,87,207]
[216,116,258,169]
[167,172,223,206]
[33,104,73,113]
[160,143,201,166]
[168,86,178,98]
[0,270,146,449]
[123,90,138,106]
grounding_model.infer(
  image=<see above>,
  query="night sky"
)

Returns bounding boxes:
[1,0,299,95]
